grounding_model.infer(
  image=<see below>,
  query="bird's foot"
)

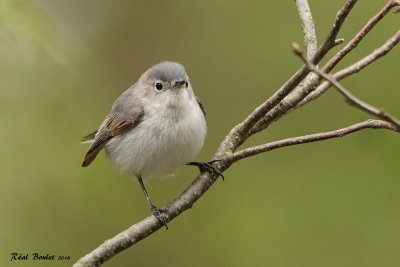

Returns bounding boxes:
[187,160,225,181]
[150,204,168,230]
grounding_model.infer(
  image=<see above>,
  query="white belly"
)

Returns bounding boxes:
[105,95,206,178]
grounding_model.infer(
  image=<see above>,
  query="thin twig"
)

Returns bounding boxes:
[332,31,400,79]
[300,31,400,106]
[313,0,358,63]
[322,0,399,73]
[295,0,317,59]
[232,120,398,162]
[293,44,400,130]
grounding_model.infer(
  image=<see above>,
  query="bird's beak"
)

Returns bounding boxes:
[172,80,187,89]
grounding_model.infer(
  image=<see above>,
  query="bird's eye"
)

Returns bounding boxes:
[155,82,163,90]
[185,81,188,88]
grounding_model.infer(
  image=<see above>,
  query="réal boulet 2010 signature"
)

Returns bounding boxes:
[10,252,70,261]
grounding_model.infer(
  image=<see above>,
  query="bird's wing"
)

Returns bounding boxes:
[196,97,206,117]
[81,109,144,167]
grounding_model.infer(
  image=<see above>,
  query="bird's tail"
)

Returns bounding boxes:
[81,130,99,167]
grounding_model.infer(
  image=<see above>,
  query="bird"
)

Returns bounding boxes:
[81,61,222,228]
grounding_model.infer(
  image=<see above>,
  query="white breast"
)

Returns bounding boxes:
[105,89,206,178]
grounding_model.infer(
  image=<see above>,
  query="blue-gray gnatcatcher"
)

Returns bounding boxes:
[81,61,222,228]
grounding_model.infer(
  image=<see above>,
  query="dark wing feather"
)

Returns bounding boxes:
[81,109,144,167]
[196,97,206,117]
[81,130,97,142]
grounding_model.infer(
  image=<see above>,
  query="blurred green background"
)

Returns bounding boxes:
[1,1,399,266]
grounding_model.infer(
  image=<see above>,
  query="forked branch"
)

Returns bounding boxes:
[293,43,400,130]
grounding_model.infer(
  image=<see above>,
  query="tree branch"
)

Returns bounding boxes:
[300,31,400,106]
[232,120,398,162]
[248,0,399,136]
[295,0,317,59]
[312,0,358,63]
[293,44,400,130]
[322,0,400,73]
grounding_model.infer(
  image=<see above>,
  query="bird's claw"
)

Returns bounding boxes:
[187,160,225,181]
[150,205,168,230]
